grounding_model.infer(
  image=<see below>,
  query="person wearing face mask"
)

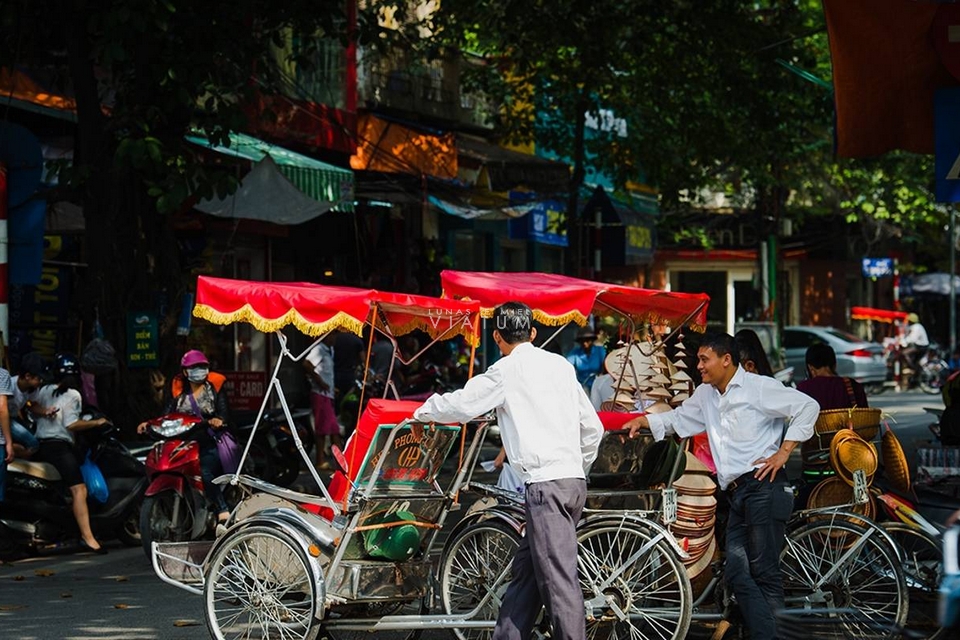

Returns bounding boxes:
[138,350,231,524]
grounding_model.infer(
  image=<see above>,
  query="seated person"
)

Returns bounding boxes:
[10,352,50,458]
[797,343,868,409]
[34,354,111,553]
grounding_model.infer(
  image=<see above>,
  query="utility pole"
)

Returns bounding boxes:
[951,205,957,354]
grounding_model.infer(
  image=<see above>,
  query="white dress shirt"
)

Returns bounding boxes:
[414,342,603,485]
[305,342,335,399]
[646,366,818,490]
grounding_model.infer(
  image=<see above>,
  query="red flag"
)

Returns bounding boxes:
[823,0,960,157]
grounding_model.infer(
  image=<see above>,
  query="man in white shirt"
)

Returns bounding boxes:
[624,332,818,640]
[900,312,930,374]
[415,302,603,640]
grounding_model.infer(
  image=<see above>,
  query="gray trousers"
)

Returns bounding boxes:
[493,478,587,640]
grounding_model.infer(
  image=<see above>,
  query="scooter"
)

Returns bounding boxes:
[0,416,146,554]
[139,413,221,558]
[233,407,314,487]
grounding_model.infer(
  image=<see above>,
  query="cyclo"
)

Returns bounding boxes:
[149,272,713,640]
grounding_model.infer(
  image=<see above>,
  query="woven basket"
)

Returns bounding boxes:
[814,408,881,435]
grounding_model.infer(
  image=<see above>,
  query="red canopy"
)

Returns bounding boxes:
[440,270,709,330]
[850,306,908,324]
[193,276,481,344]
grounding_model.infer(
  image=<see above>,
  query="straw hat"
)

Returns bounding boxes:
[829,429,878,486]
[881,428,910,494]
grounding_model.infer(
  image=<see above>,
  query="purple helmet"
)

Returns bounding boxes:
[180,349,209,368]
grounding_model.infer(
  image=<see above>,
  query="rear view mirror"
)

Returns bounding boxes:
[331,445,350,477]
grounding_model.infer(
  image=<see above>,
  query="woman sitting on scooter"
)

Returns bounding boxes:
[34,353,111,554]
[138,350,232,525]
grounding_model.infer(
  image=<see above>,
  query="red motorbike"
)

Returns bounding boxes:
[139,413,221,557]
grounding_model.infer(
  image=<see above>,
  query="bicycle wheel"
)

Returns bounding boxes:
[439,520,521,640]
[881,522,944,640]
[577,521,692,640]
[204,525,319,640]
[781,519,908,638]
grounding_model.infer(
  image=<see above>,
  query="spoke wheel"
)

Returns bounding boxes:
[204,525,319,640]
[781,520,908,638]
[439,520,521,640]
[577,522,692,640]
[882,522,944,640]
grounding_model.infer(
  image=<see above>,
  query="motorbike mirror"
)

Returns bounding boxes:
[331,445,350,477]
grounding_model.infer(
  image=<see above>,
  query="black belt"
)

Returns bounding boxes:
[726,471,756,493]
[727,469,786,493]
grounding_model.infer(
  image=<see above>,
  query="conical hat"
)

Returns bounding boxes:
[669,381,690,391]
[670,392,690,404]
[670,369,692,382]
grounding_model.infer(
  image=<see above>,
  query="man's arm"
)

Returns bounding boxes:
[753,382,819,481]
[576,384,603,472]
[414,368,504,424]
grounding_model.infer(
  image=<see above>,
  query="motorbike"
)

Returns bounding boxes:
[233,407,314,487]
[886,342,950,395]
[139,413,231,557]
[0,415,146,553]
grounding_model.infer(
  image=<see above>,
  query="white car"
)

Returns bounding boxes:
[783,326,887,390]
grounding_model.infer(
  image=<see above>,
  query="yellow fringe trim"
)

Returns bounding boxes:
[478,307,589,327]
[194,303,366,337]
[385,317,481,347]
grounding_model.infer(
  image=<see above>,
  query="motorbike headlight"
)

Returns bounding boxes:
[154,418,192,438]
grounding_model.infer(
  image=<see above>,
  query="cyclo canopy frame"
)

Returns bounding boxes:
[440,270,711,498]
[193,275,482,514]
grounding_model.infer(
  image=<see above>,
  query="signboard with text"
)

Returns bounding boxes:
[862,257,894,279]
[126,312,159,368]
[220,371,268,412]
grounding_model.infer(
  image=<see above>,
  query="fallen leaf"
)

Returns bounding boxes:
[60,592,72,598]
[114,603,129,610]
[0,604,26,611]
[34,569,55,577]
[114,576,129,582]
[173,620,201,627]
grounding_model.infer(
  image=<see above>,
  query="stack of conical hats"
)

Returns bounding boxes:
[602,342,657,410]
[671,452,718,596]
[668,332,693,406]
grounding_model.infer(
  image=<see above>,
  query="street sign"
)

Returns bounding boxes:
[935,87,960,202]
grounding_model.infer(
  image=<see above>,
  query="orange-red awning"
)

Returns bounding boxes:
[193,276,481,344]
[850,306,908,324]
[440,270,710,330]
[823,0,960,157]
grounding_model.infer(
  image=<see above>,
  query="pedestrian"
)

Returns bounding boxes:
[797,342,868,410]
[414,301,603,640]
[304,332,340,470]
[34,354,110,553]
[623,332,818,640]
[565,325,606,392]
[0,366,15,503]
[9,352,47,458]
[333,330,365,413]
[734,329,775,378]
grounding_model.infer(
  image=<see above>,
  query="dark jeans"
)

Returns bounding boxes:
[724,471,794,640]
[198,443,228,514]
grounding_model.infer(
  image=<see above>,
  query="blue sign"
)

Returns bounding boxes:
[862,257,893,279]
[508,200,568,247]
[935,87,960,203]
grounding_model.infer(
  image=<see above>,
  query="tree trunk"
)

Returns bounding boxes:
[565,94,588,276]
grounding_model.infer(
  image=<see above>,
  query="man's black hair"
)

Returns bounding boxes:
[494,301,534,345]
[699,331,739,366]
[19,352,46,377]
[805,342,837,372]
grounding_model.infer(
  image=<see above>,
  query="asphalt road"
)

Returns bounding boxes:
[0,388,950,640]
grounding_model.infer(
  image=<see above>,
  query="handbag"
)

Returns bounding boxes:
[210,427,241,474]
[80,454,109,503]
[187,391,240,474]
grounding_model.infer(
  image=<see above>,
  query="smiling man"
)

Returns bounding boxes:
[624,332,818,640]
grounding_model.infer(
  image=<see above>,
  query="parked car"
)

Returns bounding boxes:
[783,325,887,391]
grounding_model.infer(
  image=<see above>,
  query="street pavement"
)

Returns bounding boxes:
[0,388,950,639]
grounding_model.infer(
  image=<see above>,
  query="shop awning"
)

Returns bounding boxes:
[350,114,457,180]
[457,135,570,193]
[187,132,354,212]
[850,306,907,324]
